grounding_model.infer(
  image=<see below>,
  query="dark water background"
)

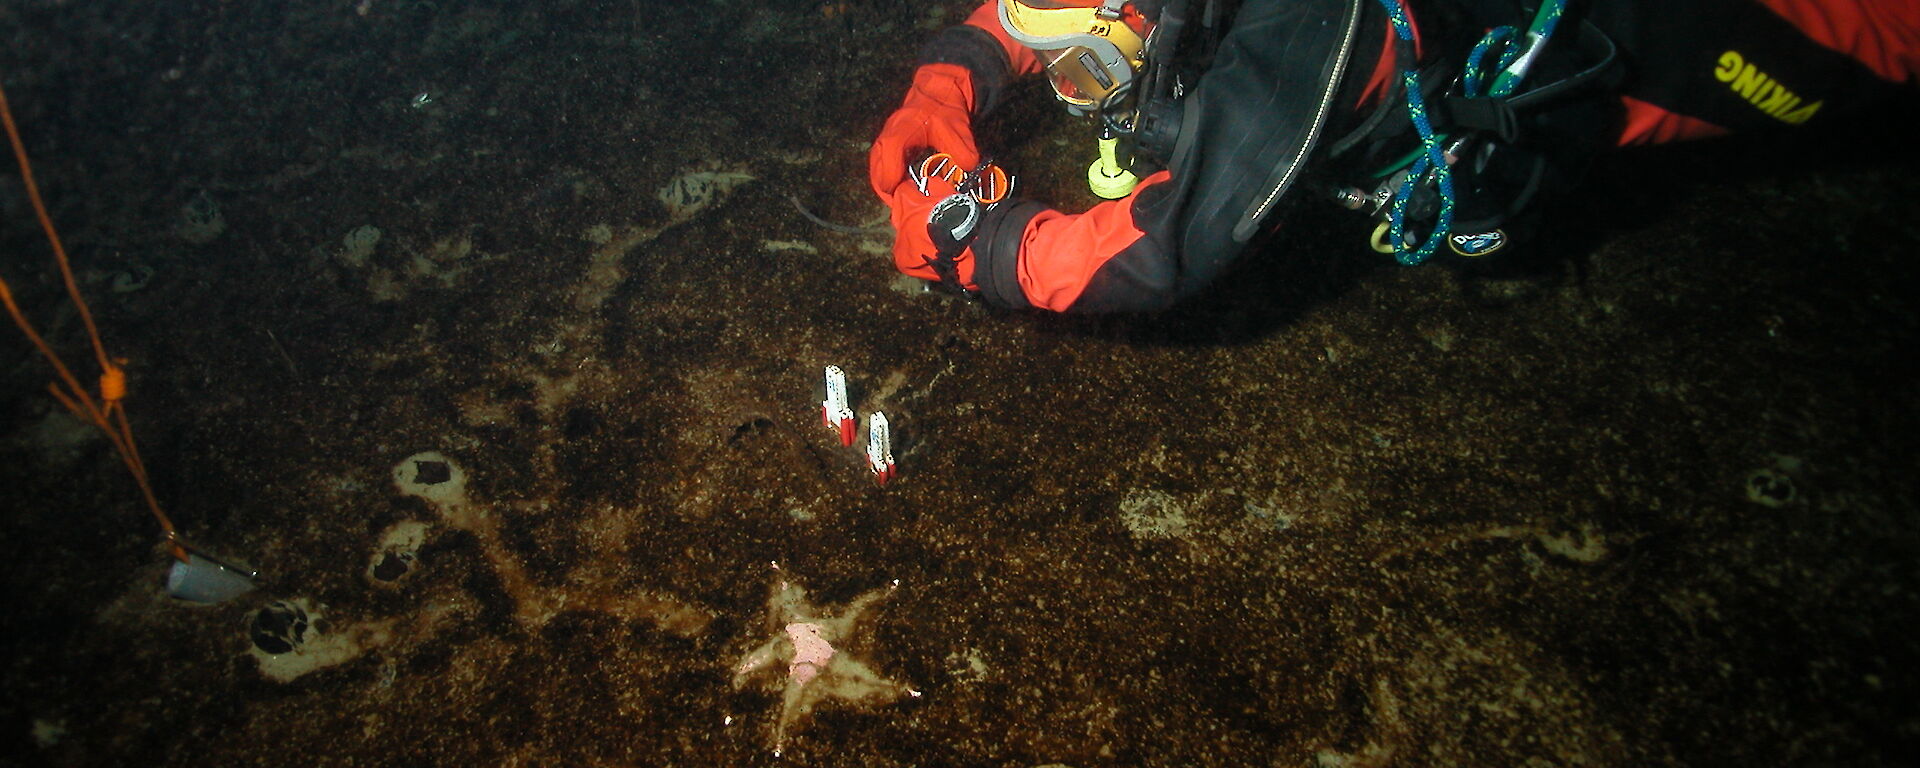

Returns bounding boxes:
[3,1,1917,765]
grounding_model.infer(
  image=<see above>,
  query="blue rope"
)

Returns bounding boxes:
[1463,26,1517,98]
[1372,0,1453,265]
[1374,0,1568,264]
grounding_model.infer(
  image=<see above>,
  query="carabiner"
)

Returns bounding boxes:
[911,152,1015,207]
[970,163,1012,205]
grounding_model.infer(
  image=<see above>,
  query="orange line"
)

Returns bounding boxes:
[1,79,186,562]
[1,275,96,422]
[1,83,113,375]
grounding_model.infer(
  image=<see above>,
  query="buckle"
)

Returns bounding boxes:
[1442,94,1521,144]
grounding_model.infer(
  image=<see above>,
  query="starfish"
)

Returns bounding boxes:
[730,565,919,757]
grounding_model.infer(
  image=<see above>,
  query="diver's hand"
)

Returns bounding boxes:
[869,63,980,203]
[884,177,976,289]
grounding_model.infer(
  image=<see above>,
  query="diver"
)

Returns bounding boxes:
[869,0,1918,312]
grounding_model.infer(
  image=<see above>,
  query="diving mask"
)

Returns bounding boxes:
[999,0,1148,115]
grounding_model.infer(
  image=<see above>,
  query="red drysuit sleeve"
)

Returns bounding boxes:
[1012,172,1171,312]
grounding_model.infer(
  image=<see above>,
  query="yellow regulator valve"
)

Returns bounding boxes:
[1087,134,1139,200]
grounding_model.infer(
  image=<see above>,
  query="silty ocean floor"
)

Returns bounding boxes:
[2,1,1916,765]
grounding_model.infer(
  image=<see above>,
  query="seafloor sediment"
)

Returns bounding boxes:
[3,1,1916,766]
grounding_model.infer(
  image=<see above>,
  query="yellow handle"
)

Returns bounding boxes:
[1087,136,1139,200]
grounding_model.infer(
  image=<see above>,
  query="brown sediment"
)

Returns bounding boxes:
[2,1,1917,766]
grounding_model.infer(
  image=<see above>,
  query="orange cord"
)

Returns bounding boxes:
[1,80,189,564]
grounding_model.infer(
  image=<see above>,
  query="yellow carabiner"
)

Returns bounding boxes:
[1370,220,1396,254]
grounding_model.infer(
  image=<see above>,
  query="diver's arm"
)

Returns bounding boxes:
[954,2,1044,79]
[869,4,1033,202]
[968,175,1180,313]
[916,2,1043,119]
[968,165,1276,314]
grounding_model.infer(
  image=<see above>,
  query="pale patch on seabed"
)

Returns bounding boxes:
[657,164,754,224]
[366,519,430,586]
[1372,522,1614,567]
[1743,454,1803,509]
[30,718,66,748]
[224,447,721,686]
[572,224,662,314]
[944,647,991,684]
[249,598,397,683]
[389,450,713,635]
[1536,525,1608,563]
[1321,624,1628,766]
[1118,489,1196,540]
[7,407,94,467]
